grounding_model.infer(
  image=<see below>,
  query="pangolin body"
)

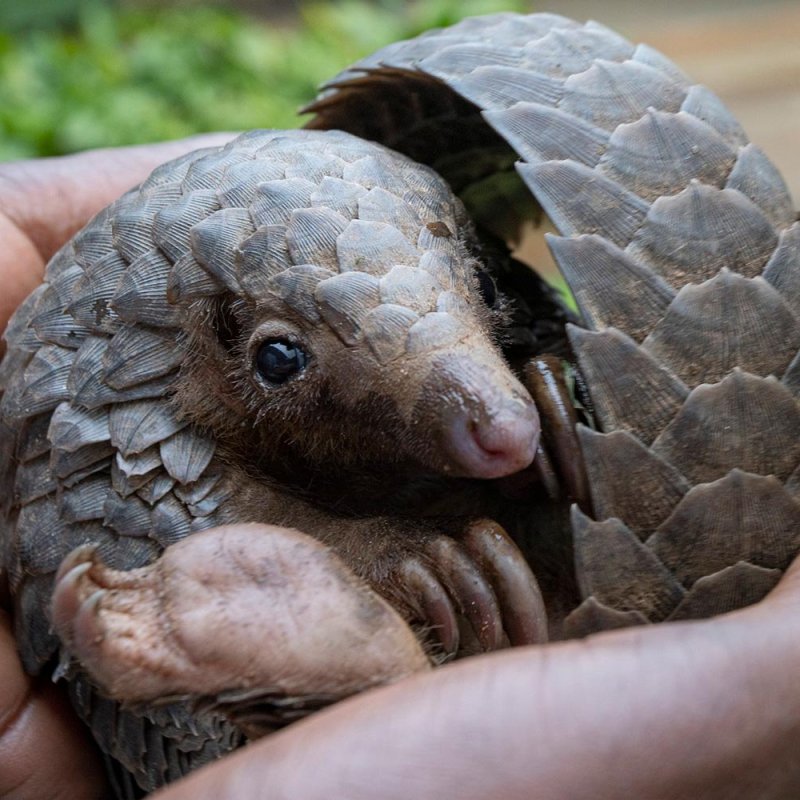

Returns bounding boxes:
[305,11,800,632]
[1,11,798,797]
[0,128,549,793]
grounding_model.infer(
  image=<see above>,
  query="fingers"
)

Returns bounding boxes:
[0,133,238,262]
[782,550,800,587]
[0,210,45,342]
[152,609,800,800]
[0,611,108,800]
[752,550,800,620]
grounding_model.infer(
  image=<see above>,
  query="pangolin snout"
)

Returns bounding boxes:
[415,346,540,479]
[445,392,540,479]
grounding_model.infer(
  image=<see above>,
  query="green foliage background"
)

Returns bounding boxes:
[0,0,529,160]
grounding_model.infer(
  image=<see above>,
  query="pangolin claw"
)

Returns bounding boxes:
[425,534,504,652]
[398,557,461,656]
[462,520,548,646]
[392,519,547,657]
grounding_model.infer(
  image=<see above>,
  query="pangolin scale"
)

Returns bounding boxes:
[1,11,798,797]
[305,10,800,634]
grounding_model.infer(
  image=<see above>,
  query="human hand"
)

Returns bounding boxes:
[2,142,800,800]
[152,557,800,800]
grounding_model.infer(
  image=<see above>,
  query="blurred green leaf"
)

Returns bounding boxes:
[0,0,530,158]
[0,0,108,33]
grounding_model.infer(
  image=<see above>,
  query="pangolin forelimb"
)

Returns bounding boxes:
[51,523,430,722]
[268,499,547,657]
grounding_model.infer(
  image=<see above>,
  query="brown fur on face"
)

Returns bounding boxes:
[152,131,540,506]
[171,252,524,495]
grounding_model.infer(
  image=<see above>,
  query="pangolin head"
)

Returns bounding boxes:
[156,130,540,481]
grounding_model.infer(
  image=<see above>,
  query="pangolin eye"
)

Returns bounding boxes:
[255,340,308,385]
[477,271,497,308]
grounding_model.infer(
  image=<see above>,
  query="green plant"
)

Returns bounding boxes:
[0,0,529,159]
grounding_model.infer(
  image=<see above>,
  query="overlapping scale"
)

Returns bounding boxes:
[2,12,799,794]
[307,12,800,635]
[641,271,800,386]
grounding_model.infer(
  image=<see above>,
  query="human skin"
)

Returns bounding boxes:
[1,141,800,800]
[155,564,800,800]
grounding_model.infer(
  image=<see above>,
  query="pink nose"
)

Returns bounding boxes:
[446,399,540,479]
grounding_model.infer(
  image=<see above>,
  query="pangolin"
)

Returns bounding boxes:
[1,10,798,797]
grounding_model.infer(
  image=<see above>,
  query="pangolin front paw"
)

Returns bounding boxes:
[385,519,548,659]
[51,524,429,712]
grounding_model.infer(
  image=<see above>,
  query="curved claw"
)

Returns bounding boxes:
[50,560,94,644]
[53,544,97,586]
[397,558,460,656]
[462,519,548,646]
[425,536,504,652]
[71,590,107,655]
[531,440,561,500]
[524,355,591,510]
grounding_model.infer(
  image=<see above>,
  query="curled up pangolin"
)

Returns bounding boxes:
[1,11,799,797]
